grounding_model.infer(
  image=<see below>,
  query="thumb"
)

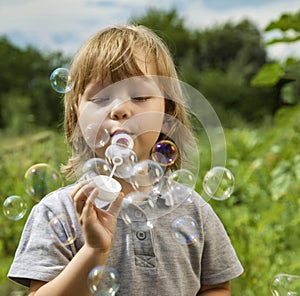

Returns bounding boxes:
[107,192,124,217]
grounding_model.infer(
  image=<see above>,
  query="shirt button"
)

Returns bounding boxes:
[136,231,146,240]
[134,210,143,218]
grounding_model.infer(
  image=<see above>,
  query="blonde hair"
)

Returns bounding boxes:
[62,24,194,180]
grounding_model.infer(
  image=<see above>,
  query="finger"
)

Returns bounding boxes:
[70,180,89,201]
[82,188,99,217]
[73,183,96,214]
[107,192,125,217]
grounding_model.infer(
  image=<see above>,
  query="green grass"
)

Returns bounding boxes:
[0,129,70,295]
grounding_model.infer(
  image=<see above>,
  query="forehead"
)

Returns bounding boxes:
[85,75,163,99]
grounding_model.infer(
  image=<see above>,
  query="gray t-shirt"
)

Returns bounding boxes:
[8,183,243,295]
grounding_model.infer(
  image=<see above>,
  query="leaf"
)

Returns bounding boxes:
[250,63,283,87]
[281,83,298,104]
[265,35,300,45]
[265,11,300,33]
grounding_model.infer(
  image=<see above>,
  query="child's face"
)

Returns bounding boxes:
[77,55,165,162]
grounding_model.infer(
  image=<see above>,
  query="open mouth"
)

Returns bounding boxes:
[111,132,135,149]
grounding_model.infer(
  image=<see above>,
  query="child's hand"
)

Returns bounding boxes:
[71,181,124,252]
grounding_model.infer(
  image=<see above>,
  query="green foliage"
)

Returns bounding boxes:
[0,37,70,131]
[251,9,300,107]
[193,19,267,74]
[265,10,300,44]
[194,67,276,126]
[130,7,193,66]
[1,106,300,295]
[196,105,300,295]
[0,130,70,293]
[251,62,283,86]
[0,92,33,135]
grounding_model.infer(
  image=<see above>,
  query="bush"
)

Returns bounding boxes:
[0,130,70,294]
[203,105,300,294]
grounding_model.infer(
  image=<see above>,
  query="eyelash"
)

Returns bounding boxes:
[131,96,151,102]
[90,97,109,104]
[90,97,151,104]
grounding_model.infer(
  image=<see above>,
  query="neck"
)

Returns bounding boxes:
[116,177,153,197]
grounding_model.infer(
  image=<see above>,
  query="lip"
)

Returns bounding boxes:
[111,129,133,137]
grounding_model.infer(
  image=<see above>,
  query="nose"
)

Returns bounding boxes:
[110,99,132,120]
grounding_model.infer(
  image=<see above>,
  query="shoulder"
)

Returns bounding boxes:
[184,189,217,221]
[28,183,78,222]
[39,183,76,208]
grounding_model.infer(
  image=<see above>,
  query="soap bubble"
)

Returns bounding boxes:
[112,133,134,149]
[130,160,164,190]
[121,191,157,224]
[88,265,119,296]
[24,163,64,202]
[168,169,196,197]
[202,166,235,200]
[49,214,76,245]
[82,158,112,179]
[3,195,27,221]
[50,67,73,93]
[164,169,195,205]
[83,124,110,149]
[151,140,178,166]
[105,144,138,178]
[172,215,200,245]
[271,273,300,295]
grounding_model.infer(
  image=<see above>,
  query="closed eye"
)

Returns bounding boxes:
[131,96,151,102]
[90,97,110,104]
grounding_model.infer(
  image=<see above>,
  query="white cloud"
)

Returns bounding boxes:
[181,0,300,60]
[0,0,299,60]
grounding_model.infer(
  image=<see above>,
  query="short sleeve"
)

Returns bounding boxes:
[8,189,82,287]
[200,204,243,285]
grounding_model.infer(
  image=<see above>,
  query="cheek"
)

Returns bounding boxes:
[143,113,164,133]
[133,112,164,156]
[78,105,110,151]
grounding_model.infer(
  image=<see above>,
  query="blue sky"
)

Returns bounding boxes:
[0,0,299,60]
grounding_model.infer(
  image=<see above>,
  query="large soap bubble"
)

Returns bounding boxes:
[121,191,157,224]
[81,158,112,179]
[171,215,200,245]
[50,67,73,94]
[168,169,196,201]
[271,273,300,295]
[88,265,119,296]
[3,195,27,221]
[130,159,164,190]
[105,144,138,179]
[71,75,228,220]
[202,166,235,201]
[151,140,178,167]
[24,163,64,202]
[49,214,76,246]
[83,124,110,150]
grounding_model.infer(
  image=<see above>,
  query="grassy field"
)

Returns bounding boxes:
[1,105,300,295]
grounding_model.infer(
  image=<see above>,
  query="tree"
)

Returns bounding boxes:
[183,19,274,125]
[251,10,300,107]
[0,37,70,132]
[130,7,193,66]
[192,19,267,76]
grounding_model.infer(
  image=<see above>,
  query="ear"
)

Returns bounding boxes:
[161,115,170,135]
[161,113,176,136]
